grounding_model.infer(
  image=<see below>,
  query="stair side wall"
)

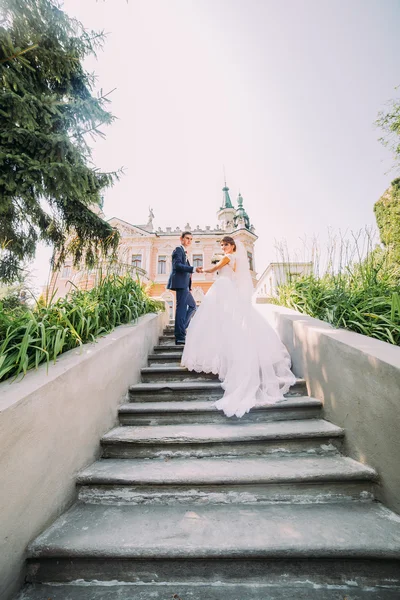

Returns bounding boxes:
[0,310,168,600]
[259,304,400,515]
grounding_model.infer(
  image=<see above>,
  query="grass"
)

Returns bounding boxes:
[275,231,400,346]
[0,273,164,383]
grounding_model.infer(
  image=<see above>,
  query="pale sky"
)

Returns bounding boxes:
[32,0,400,286]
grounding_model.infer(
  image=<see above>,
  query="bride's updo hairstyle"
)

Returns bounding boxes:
[221,236,236,251]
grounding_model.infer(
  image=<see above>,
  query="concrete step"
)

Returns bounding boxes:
[148,352,183,365]
[77,455,377,505]
[26,502,400,584]
[100,420,344,458]
[159,335,178,344]
[153,344,184,353]
[141,366,220,382]
[129,381,223,402]
[16,582,400,599]
[129,379,308,402]
[118,397,323,425]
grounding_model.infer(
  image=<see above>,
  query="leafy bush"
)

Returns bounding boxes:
[0,274,164,382]
[276,235,400,346]
[374,179,400,263]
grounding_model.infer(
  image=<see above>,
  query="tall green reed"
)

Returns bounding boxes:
[0,273,164,383]
[274,229,400,346]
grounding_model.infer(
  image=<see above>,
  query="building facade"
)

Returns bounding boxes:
[254,261,313,303]
[51,185,258,319]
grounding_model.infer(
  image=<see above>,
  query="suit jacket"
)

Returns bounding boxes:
[167,246,194,291]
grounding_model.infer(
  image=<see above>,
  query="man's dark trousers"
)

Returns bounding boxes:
[167,245,197,343]
[175,288,196,343]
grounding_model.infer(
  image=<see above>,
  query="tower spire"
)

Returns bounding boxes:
[217,179,235,231]
[221,181,233,210]
[234,192,251,229]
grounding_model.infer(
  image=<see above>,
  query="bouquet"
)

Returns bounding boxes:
[211,253,224,265]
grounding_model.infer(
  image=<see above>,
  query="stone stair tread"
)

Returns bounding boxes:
[119,396,321,413]
[101,419,344,445]
[142,366,200,373]
[153,345,183,351]
[148,352,183,359]
[130,380,306,392]
[77,455,377,486]
[16,583,400,600]
[28,502,400,559]
[130,381,222,392]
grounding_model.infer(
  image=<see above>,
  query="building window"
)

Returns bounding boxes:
[158,255,167,274]
[131,254,142,269]
[193,254,203,268]
[61,265,71,279]
[247,252,254,271]
[166,300,173,320]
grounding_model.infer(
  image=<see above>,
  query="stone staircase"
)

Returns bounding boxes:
[16,324,400,599]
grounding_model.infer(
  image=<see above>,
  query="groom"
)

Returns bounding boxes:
[167,231,202,345]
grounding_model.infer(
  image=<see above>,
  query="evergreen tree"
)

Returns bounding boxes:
[0,0,120,283]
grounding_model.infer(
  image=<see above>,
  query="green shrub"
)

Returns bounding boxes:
[0,274,164,382]
[277,245,400,346]
[374,179,400,263]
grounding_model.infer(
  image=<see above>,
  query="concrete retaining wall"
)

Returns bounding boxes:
[257,304,400,515]
[0,311,168,600]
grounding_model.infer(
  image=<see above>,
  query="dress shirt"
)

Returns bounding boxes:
[180,245,189,261]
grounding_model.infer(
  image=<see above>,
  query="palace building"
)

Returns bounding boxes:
[51,184,258,319]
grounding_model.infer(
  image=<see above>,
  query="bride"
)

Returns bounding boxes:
[181,236,296,418]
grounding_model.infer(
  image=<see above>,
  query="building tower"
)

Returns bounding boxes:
[217,182,236,231]
[234,192,251,230]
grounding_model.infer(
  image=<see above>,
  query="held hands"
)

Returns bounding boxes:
[195,266,203,273]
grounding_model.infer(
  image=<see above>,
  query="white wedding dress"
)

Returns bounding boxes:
[181,243,296,418]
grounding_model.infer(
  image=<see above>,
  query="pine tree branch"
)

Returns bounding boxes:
[0,0,122,283]
[99,88,116,101]
[0,43,39,63]
[75,119,109,138]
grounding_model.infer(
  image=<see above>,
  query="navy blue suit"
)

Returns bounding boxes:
[167,246,196,343]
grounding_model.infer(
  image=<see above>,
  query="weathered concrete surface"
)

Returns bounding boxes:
[129,380,224,401]
[101,419,344,444]
[148,351,183,364]
[118,396,322,424]
[128,378,308,401]
[257,305,400,515]
[77,455,377,486]
[153,344,184,352]
[120,396,322,413]
[100,419,344,458]
[15,582,400,600]
[28,502,400,559]
[141,365,219,382]
[0,311,168,600]
[25,556,400,588]
[76,455,376,504]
